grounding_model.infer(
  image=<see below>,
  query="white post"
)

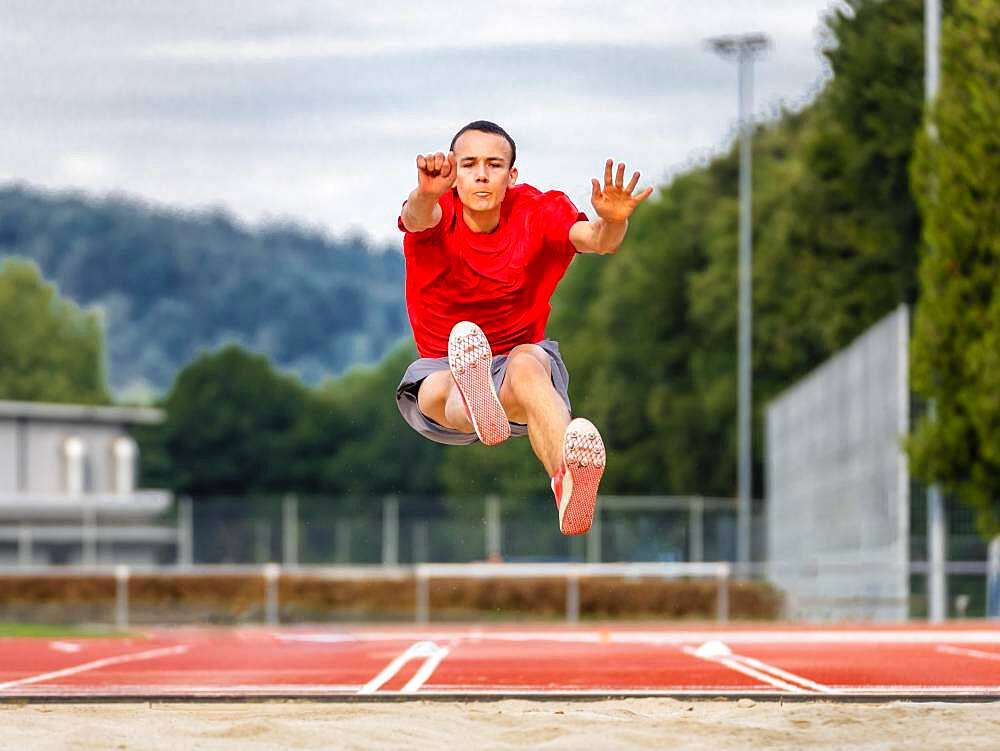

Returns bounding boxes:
[112,436,137,495]
[64,436,85,495]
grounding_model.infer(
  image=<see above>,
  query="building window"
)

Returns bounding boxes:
[112,435,138,495]
[63,436,86,494]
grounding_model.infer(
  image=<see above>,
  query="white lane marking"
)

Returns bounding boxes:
[682,644,834,694]
[0,645,189,691]
[49,641,82,653]
[733,655,838,694]
[276,629,1000,646]
[401,645,450,693]
[358,641,447,695]
[937,645,1000,662]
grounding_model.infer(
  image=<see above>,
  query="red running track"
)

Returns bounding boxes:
[2,623,999,700]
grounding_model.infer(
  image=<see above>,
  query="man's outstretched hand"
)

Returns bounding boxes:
[416,151,457,198]
[590,159,654,223]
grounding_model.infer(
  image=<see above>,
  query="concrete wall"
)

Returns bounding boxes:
[0,422,16,492]
[766,306,910,621]
[0,419,132,494]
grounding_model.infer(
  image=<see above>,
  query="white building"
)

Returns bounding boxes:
[0,400,176,566]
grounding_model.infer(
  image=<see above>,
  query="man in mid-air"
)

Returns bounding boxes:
[396,120,652,535]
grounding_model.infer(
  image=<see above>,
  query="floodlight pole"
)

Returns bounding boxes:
[708,33,770,576]
[925,0,947,624]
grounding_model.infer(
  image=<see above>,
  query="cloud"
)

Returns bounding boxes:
[0,0,838,242]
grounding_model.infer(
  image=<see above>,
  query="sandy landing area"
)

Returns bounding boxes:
[4,698,1000,750]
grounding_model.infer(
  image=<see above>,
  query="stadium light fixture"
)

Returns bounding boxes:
[706,33,771,574]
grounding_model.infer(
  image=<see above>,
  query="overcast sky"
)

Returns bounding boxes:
[1,0,843,244]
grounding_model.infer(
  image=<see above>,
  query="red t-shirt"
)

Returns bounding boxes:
[398,183,587,358]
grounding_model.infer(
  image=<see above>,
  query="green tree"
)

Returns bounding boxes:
[909,0,1000,535]
[0,258,109,403]
[793,0,932,347]
[318,341,447,497]
[151,344,317,496]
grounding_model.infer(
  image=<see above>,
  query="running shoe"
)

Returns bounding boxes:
[551,417,606,535]
[448,321,510,445]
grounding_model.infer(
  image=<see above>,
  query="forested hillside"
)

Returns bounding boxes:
[0,186,408,394]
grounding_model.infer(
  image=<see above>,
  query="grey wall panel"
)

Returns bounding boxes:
[0,424,16,492]
[766,306,909,621]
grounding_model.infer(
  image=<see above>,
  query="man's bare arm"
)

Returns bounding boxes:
[401,151,456,232]
[569,159,653,254]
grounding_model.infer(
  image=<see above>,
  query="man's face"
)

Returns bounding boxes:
[452,130,517,213]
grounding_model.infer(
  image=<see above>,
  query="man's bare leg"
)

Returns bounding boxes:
[500,344,606,535]
[416,370,474,433]
[498,345,570,475]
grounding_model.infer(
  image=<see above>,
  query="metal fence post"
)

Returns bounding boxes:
[264,563,280,626]
[928,485,948,622]
[82,502,98,566]
[485,495,502,560]
[115,565,130,632]
[412,520,430,564]
[716,566,730,624]
[415,570,429,624]
[177,496,193,568]
[586,506,602,563]
[566,574,580,624]
[382,496,399,566]
[18,523,32,568]
[689,497,704,562]
[283,494,299,568]
[335,519,352,564]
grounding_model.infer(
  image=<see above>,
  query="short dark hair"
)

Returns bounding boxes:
[449,120,516,167]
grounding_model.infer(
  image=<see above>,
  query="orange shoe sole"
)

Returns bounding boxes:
[556,418,606,535]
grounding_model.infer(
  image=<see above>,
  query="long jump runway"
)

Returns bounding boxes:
[2,623,999,702]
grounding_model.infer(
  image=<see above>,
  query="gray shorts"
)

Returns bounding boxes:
[396,339,572,446]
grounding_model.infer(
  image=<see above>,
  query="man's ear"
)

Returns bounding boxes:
[509,167,518,185]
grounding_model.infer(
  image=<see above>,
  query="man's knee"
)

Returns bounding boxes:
[502,346,553,406]
[417,370,454,425]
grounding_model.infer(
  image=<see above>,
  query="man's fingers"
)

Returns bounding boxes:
[591,178,601,202]
[633,186,654,204]
[615,162,625,189]
[625,171,640,194]
[416,154,427,171]
[603,159,613,188]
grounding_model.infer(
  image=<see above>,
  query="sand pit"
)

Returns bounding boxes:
[4,698,1000,750]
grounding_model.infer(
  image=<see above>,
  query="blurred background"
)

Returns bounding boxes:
[0,0,997,627]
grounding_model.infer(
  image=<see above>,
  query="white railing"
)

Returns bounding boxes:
[413,561,733,625]
[0,561,733,631]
